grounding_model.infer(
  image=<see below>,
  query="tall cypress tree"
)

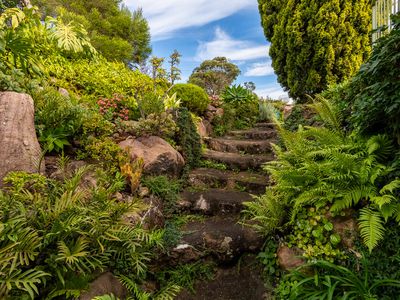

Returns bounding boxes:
[258,0,371,102]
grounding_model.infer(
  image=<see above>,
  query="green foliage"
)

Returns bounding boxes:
[199,160,227,171]
[154,262,215,294]
[78,137,127,173]
[133,112,178,141]
[212,100,259,136]
[245,97,400,251]
[168,50,181,85]
[258,0,371,102]
[257,238,280,280]
[169,83,210,114]
[283,105,317,132]
[175,108,202,170]
[280,260,400,299]
[286,207,344,262]
[47,56,152,100]
[0,168,163,299]
[188,57,240,96]
[34,0,151,64]
[33,87,84,152]
[141,176,182,215]
[344,17,400,141]
[221,84,256,104]
[259,101,280,122]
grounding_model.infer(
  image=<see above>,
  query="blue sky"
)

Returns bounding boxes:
[124,0,288,100]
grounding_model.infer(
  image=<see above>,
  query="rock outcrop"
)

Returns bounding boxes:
[119,136,185,177]
[0,92,44,186]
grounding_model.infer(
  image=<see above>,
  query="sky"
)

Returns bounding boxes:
[123,0,288,100]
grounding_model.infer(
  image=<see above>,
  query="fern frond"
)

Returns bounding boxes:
[0,268,49,299]
[118,275,150,300]
[154,284,182,300]
[358,208,385,252]
[379,179,400,194]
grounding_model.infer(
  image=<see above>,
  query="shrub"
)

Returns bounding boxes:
[175,108,202,170]
[33,87,84,152]
[0,169,163,299]
[132,112,178,142]
[344,16,400,141]
[244,97,400,252]
[169,83,209,114]
[97,94,130,122]
[47,57,153,100]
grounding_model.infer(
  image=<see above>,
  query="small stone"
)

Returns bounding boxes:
[138,186,150,198]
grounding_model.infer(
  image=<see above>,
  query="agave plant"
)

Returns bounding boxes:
[222,84,255,104]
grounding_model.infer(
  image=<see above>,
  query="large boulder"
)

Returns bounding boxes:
[0,92,44,186]
[277,246,305,271]
[119,136,185,177]
[79,272,127,300]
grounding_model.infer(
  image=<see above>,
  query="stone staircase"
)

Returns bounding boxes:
[172,123,277,300]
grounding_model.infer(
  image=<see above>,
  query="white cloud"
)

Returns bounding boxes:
[244,61,274,77]
[255,85,290,101]
[195,27,269,61]
[124,0,254,40]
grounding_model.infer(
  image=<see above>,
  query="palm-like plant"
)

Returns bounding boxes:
[0,167,163,299]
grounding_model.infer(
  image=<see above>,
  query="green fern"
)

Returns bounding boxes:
[359,208,386,252]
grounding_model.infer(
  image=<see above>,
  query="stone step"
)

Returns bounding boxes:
[175,255,267,300]
[254,122,276,129]
[189,168,268,195]
[227,128,277,140]
[178,189,253,216]
[202,149,274,170]
[206,138,274,154]
[170,217,263,264]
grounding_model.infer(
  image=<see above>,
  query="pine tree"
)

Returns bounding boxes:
[258,0,371,102]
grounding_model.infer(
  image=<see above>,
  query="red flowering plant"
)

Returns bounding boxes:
[97,94,130,122]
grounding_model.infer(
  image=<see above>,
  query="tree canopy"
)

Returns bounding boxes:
[32,0,151,64]
[188,57,240,96]
[258,0,371,102]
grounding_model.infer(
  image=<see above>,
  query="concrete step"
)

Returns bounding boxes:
[227,128,277,140]
[202,149,274,170]
[170,216,263,264]
[206,138,274,154]
[188,168,268,195]
[178,189,253,216]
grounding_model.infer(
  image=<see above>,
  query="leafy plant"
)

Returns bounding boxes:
[169,83,210,114]
[0,168,163,299]
[141,176,182,215]
[281,260,400,300]
[222,84,256,104]
[345,15,400,142]
[175,108,202,170]
[154,262,215,294]
[97,94,130,121]
[133,112,178,141]
[244,96,400,251]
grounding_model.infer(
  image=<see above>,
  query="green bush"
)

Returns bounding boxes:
[169,83,209,114]
[244,97,400,252]
[47,57,153,101]
[176,108,202,170]
[0,169,163,299]
[344,16,400,141]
